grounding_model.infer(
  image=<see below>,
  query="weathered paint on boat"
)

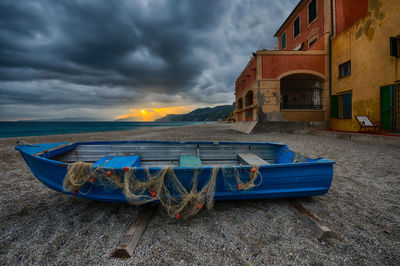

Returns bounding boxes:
[15,141,335,203]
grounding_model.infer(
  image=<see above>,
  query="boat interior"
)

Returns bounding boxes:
[52,142,283,167]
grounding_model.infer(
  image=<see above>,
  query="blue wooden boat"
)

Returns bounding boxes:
[15,141,334,206]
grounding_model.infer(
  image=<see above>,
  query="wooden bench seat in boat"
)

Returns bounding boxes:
[93,156,141,168]
[237,152,270,165]
[179,155,203,167]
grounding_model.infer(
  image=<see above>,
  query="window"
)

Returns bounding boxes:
[281,32,286,50]
[293,17,300,38]
[339,61,351,78]
[390,36,400,57]
[331,93,352,119]
[309,38,318,47]
[308,0,317,24]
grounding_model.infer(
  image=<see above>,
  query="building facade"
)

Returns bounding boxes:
[331,0,400,132]
[235,0,400,133]
[235,0,332,125]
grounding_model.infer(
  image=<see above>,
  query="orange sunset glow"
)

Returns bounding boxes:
[117,106,191,121]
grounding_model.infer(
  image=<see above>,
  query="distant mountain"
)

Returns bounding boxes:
[155,105,234,122]
[18,117,101,122]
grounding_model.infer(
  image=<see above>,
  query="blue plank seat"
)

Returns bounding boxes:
[179,155,203,167]
[93,156,141,168]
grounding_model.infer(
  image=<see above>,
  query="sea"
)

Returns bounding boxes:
[0,121,201,138]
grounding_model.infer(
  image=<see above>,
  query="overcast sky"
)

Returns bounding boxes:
[0,0,297,121]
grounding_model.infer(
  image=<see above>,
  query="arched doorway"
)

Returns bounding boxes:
[245,90,254,121]
[238,97,243,109]
[245,90,254,106]
[280,73,323,110]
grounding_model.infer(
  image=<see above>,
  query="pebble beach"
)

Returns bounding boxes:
[0,123,399,265]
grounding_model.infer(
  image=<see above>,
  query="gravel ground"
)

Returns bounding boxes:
[0,123,399,265]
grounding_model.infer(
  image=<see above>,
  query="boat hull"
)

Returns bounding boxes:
[16,141,334,203]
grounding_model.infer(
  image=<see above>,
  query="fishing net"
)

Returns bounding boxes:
[64,162,261,219]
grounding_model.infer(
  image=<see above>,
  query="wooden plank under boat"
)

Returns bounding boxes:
[15,141,335,203]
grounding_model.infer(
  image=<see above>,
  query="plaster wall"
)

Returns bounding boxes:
[283,110,326,121]
[258,81,281,119]
[335,0,368,35]
[235,58,257,95]
[261,53,326,79]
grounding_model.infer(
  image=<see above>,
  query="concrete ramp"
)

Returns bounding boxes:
[231,121,258,134]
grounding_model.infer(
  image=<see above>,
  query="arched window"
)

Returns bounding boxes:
[238,97,243,109]
[245,90,253,106]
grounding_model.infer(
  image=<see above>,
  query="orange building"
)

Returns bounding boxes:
[235,0,332,129]
[234,0,400,134]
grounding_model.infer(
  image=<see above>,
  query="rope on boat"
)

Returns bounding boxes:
[63,162,261,219]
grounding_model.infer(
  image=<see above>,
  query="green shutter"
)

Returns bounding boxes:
[282,33,286,50]
[380,85,394,130]
[331,95,339,118]
[342,93,352,119]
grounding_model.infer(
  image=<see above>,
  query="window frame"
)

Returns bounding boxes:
[339,61,351,78]
[293,16,300,39]
[307,0,318,25]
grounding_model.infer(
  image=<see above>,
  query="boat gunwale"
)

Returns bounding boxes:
[16,140,335,170]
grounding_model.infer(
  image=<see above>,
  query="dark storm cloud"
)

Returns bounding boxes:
[0,0,297,120]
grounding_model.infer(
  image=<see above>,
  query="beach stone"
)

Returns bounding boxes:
[0,123,399,265]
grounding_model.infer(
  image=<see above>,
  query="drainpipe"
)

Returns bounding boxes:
[329,0,334,128]
[329,0,334,97]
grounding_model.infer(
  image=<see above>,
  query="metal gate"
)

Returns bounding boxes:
[280,87,323,110]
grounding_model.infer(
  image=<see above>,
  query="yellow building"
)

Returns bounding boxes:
[331,0,400,132]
